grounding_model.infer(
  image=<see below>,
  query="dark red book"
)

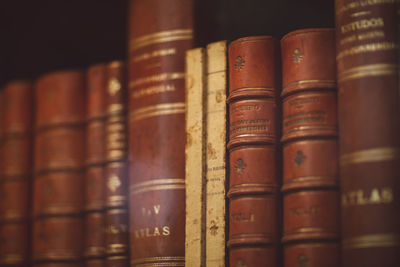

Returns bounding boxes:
[280,28,340,267]
[128,0,194,265]
[105,61,129,266]
[32,70,86,265]
[227,36,281,267]
[335,1,400,266]
[0,81,33,266]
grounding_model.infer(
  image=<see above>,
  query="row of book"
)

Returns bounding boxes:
[0,0,399,266]
[0,62,130,267]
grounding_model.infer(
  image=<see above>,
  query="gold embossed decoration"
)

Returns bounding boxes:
[236,259,247,267]
[234,158,247,174]
[294,151,307,166]
[108,78,121,96]
[298,254,308,267]
[108,174,121,192]
[292,49,304,64]
[235,56,245,71]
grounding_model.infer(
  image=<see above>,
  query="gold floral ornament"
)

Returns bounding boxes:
[235,56,245,71]
[108,174,121,192]
[108,78,121,96]
[234,158,247,174]
[292,48,304,64]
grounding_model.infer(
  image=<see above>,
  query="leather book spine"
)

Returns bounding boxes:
[280,28,340,267]
[85,64,107,264]
[184,47,206,267]
[33,71,86,265]
[227,36,281,267]
[105,61,129,266]
[335,1,400,266]
[0,81,33,266]
[105,256,129,267]
[128,0,193,265]
[205,41,228,266]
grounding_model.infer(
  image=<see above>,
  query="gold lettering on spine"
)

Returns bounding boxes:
[338,64,398,82]
[337,0,400,15]
[341,17,384,34]
[343,233,400,249]
[130,29,193,51]
[342,188,393,206]
[336,42,398,59]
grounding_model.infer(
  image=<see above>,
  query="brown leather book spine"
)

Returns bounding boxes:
[280,28,340,267]
[227,36,281,267]
[105,61,129,266]
[335,1,400,266]
[84,64,107,264]
[0,81,33,266]
[127,1,193,264]
[33,71,86,265]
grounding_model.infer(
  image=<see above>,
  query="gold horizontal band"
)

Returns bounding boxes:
[108,255,129,260]
[350,11,371,17]
[338,63,398,82]
[133,263,185,267]
[0,254,24,264]
[109,61,124,68]
[129,72,185,88]
[131,184,185,195]
[131,178,185,190]
[130,29,193,51]
[108,104,125,114]
[131,256,184,265]
[108,244,127,248]
[283,79,336,90]
[343,233,400,250]
[107,209,128,215]
[130,102,185,121]
[340,147,400,166]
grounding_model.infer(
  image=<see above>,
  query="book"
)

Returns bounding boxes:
[335,1,400,266]
[280,28,340,267]
[105,61,130,266]
[227,36,281,267]
[205,41,228,267]
[185,47,206,267]
[184,41,228,267]
[0,81,33,266]
[85,63,108,262]
[32,71,86,264]
[127,0,194,266]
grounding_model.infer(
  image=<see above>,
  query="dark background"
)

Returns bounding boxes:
[0,0,334,85]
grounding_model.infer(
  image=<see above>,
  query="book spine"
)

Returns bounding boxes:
[85,64,108,263]
[227,36,281,267]
[184,47,206,267]
[335,1,400,266]
[105,61,129,266]
[0,81,33,266]
[205,41,228,266]
[128,0,193,266]
[280,28,340,267]
[33,71,86,265]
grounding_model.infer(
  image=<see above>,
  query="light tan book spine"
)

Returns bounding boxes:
[205,41,227,267]
[185,47,207,267]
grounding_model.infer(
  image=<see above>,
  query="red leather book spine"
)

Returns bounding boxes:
[0,81,33,266]
[280,28,340,267]
[85,64,107,264]
[335,1,400,266]
[128,1,193,265]
[105,61,129,267]
[33,71,85,265]
[227,36,281,267]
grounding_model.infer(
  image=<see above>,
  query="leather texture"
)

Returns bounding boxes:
[227,36,281,267]
[281,28,340,267]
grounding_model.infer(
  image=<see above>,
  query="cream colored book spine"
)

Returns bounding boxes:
[205,41,227,267]
[185,47,207,267]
